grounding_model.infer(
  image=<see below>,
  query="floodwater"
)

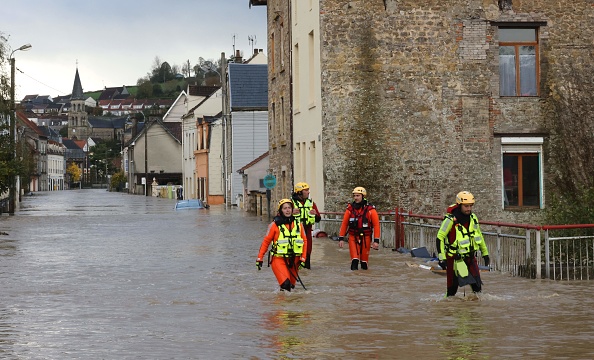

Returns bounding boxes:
[0,190,593,359]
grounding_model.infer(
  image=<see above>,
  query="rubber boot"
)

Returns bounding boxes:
[446,285,457,297]
[280,279,292,292]
[360,261,368,270]
[351,259,359,271]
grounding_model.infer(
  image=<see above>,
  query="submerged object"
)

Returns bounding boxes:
[174,199,208,210]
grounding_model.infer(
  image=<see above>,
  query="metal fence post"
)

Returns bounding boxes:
[496,226,501,271]
[539,229,544,279]
[525,229,531,276]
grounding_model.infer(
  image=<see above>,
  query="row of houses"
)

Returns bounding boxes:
[122,50,269,210]
[21,86,175,117]
[6,48,271,214]
[10,0,594,227]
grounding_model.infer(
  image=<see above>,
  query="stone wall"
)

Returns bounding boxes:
[266,0,294,204]
[319,0,594,223]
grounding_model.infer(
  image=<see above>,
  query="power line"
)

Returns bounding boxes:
[16,66,68,95]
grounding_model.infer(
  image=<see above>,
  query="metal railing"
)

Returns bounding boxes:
[319,210,594,281]
[544,225,594,280]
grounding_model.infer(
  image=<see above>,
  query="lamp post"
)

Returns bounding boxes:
[8,43,32,214]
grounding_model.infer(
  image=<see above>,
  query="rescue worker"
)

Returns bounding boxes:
[257,199,308,291]
[436,191,490,297]
[337,187,381,270]
[292,182,321,269]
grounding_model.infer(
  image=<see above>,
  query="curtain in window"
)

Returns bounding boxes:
[499,47,516,96]
[520,46,537,96]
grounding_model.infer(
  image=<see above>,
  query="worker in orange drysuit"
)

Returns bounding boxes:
[257,199,308,291]
[337,187,381,270]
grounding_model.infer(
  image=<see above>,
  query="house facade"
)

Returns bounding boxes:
[126,118,182,194]
[180,86,224,204]
[254,0,594,224]
[194,115,224,205]
[47,140,66,190]
[226,62,269,206]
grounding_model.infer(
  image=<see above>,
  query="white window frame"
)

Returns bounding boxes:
[501,137,544,209]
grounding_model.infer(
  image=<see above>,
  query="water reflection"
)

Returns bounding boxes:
[262,296,310,358]
[438,306,486,360]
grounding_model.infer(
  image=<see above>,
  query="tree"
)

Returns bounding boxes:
[110,170,126,192]
[545,49,594,225]
[0,34,16,195]
[67,162,81,184]
[198,57,222,86]
[182,60,192,78]
[136,79,153,99]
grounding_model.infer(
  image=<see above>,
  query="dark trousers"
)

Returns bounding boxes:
[446,256,482,296]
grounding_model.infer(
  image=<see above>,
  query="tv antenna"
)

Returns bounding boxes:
[248,35,257,54]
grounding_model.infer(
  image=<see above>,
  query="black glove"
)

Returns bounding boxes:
[483,255,490,267]
[338,236,344,241]
[373,238,380,244]
[256,261,263,270]
[438,260,447,270]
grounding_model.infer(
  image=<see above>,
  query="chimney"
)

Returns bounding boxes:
[131,116,138,139]
[234,50,243,63]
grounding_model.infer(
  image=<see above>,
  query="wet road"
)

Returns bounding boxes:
[0,190,593,359]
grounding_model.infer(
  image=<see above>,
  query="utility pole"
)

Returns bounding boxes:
[221,52,230,208]
[8,43,32,214]
[144,117,148,196]
[9,57,16,213]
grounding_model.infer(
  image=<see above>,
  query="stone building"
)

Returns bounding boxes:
[251,0,294,206]
[253,0,594,223]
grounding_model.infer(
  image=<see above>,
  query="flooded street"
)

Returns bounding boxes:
[1,190,593,359]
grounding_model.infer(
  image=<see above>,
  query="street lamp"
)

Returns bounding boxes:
[8,43,32,213]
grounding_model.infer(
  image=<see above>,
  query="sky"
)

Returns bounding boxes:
[2,0,267,100]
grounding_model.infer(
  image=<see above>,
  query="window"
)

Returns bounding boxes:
[501,137,543,208]
[270,32,275,73]
[499,27,539,97]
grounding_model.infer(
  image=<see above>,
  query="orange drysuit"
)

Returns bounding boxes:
[338,200,380,267]
[257,217,308,291]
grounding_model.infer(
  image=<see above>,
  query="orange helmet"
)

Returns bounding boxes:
[456,191,475,205]
[352,186,367,196]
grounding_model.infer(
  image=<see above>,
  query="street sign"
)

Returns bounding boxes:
[263,174,277,189]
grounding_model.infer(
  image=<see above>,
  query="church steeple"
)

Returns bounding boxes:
[68,65,89,139]
[71,67,84,100]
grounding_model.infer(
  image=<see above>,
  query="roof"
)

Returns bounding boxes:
[228,63,268,109]
[129,119,181,145]
[163,122,182,142]
[71,68,84,100]
[249,0,267,7]
[238,151,269,173]
[62,138,83,150]
[88,116,127,129]
[188,85,220,97]
[16,112,46,137]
